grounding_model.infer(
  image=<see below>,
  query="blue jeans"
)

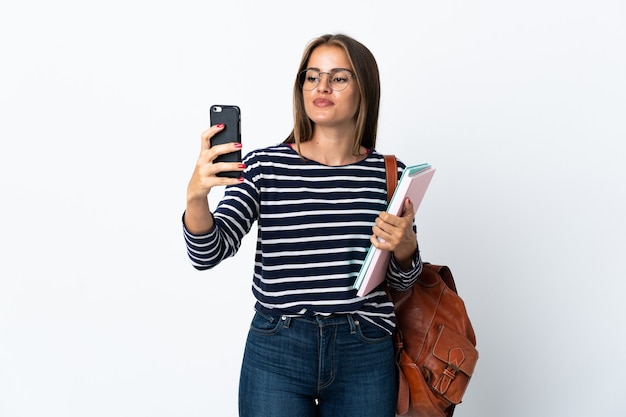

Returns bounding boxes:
[238,311,397,417]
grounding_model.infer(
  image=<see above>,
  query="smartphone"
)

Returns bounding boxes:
[209,104,242,178]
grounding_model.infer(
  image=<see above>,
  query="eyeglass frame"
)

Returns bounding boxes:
[297,67,357,92]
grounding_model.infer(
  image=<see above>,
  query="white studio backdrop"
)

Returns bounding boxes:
[1,1,625,416]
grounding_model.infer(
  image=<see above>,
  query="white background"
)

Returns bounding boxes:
[1,1,625,416]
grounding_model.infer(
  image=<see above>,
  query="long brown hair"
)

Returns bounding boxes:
[284,34,381,155]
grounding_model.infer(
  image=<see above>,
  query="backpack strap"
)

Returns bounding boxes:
[383,155,398,204]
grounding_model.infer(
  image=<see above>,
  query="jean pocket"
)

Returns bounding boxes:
[356,320,391,343]
[249,311,284,335]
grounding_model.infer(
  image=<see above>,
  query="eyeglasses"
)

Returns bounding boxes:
[298,68,356,92]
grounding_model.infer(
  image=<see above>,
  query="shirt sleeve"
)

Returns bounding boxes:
[182,152,261,270]
[182,215,222,270]
[386,247,423,291]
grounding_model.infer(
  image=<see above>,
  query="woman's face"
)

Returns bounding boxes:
[302,45,360,130]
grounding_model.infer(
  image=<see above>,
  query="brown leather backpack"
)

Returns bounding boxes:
[384,155,478,417]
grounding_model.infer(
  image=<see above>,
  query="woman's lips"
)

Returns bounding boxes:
[313,98,333,107]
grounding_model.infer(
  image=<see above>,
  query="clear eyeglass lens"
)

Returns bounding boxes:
[299,69,353,91]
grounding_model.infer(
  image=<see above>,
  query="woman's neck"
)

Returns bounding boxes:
[297,135,367,166]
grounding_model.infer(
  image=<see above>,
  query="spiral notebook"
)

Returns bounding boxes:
[353,163,435,297]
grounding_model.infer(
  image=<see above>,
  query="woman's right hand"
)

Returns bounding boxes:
[187,124,245,201]
[184,124,244,234]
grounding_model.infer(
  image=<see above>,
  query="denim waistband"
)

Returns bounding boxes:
[256,310,359,332]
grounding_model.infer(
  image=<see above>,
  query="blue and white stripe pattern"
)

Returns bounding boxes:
[183,143,422,333]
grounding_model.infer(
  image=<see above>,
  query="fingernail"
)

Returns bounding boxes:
[216,123,225,128]
[234,143,243,148]
[237,177,245,182]
[238,163,246,169]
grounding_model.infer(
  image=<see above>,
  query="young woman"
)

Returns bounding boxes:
[183,33,423,417]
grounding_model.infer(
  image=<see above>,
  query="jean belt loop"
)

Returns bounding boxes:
[346,314,357,334]
[281,315,292,328]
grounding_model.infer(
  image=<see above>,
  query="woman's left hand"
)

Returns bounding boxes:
[370,198,417,270]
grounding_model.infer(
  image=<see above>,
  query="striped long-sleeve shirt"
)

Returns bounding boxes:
[183,143,422,333]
